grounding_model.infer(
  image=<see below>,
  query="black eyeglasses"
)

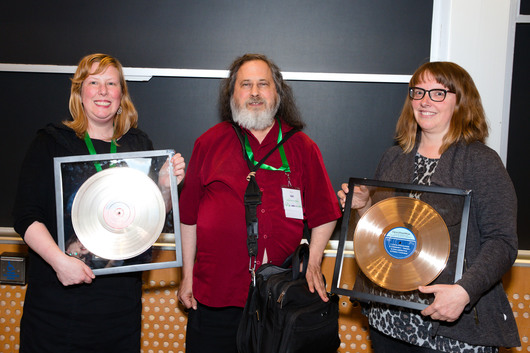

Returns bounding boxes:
[409,87,455,102]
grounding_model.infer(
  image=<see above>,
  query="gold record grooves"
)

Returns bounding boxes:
[71,167,166,260]
[353,196,450,291]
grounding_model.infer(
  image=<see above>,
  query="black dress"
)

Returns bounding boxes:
[13,123,154,353]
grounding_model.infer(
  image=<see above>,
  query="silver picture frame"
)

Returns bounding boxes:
[54,149,182,275]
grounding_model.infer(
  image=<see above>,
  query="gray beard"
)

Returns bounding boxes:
[231,97,280,131]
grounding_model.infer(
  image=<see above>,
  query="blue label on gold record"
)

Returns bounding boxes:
[384,227,417,259]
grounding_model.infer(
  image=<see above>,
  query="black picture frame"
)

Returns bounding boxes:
[331,177,471,311]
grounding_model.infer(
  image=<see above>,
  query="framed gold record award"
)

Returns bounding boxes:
[54,150,182,275]
[330,178,471,311]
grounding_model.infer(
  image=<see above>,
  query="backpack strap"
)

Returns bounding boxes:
[231,122,298,283]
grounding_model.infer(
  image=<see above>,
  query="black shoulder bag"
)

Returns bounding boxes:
[232,124,340,353]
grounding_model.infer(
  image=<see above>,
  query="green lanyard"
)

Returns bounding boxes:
[84,132,117,172]
[243,120,290,172]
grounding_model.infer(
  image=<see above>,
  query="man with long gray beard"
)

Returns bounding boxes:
[178,53,341,353]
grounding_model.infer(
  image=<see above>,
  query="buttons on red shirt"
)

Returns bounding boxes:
[261,209,265,213]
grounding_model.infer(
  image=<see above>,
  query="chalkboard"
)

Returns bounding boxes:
[0,1,432,73]
[1,0,434,232]
[507,23,530,250]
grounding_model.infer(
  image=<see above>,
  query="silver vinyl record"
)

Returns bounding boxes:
[71,167,166,260]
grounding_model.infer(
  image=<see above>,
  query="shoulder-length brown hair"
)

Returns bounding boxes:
[219,53,305,130]
[395,61,488,154]
[64,53,138,140]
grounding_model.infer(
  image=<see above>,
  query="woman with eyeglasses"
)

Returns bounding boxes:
[339,62,520,352]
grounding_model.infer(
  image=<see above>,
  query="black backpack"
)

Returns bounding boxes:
[236,244,341,353]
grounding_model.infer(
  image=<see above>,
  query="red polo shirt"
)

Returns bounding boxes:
[179,120,341,307]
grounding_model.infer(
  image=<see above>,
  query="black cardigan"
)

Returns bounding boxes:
[12,123,154,352]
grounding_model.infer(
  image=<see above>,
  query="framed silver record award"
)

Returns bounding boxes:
[330,177,471,311]
[54,150,182,275]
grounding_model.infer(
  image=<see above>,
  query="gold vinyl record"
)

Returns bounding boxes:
[71,167,166,260]
[353,196,450,292]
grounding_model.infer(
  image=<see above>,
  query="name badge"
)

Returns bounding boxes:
[282,187,303,219]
